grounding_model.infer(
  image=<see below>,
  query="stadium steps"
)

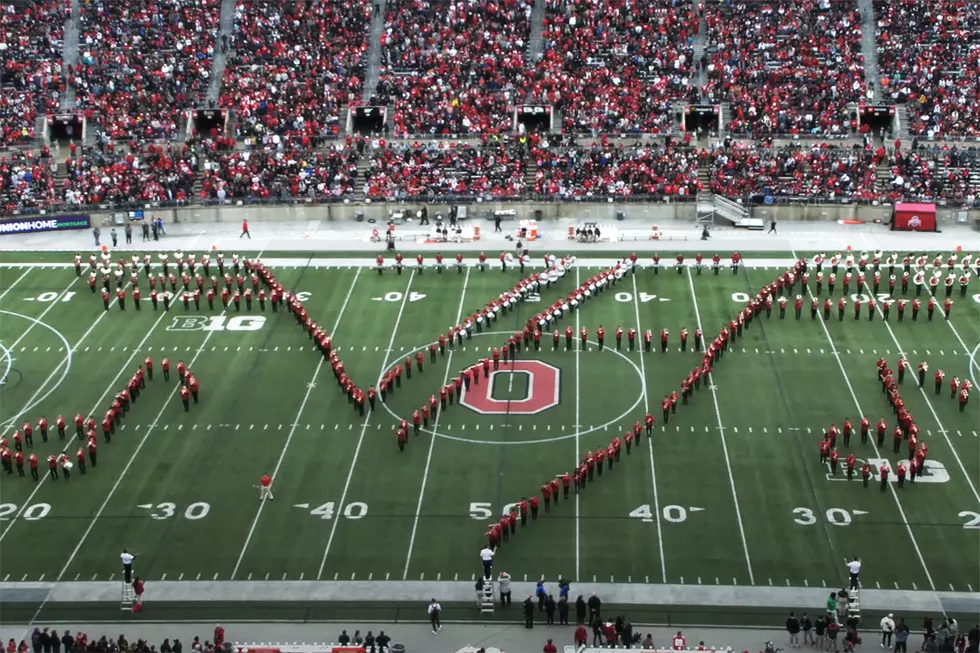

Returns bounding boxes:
[526,0,548,65]
[206,0,238,107]
[875,161,891,196]
[721,103,732,132]
[895,105,910,141]
[856,0,882,98]
[360,0,388,104]
[354,156,372,202]
[693,6,709,94]
[60,0,81,111]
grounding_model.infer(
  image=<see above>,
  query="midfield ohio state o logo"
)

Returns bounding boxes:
[459,360,561,415]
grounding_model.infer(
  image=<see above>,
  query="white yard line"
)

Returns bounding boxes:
[686,268,755,585]
[317,271,417,580]
[231,267,364,579]
[44,250,269,586]
[632,272,666,583]
[50,308,232,582]
[0,307,173,542]
[0,275,77,362]
[793,254,937,589]
[401,267,471,579]
[869,306,980,506]
[0,268,33,303]
[0,285,131,431]
[574,266,582,582]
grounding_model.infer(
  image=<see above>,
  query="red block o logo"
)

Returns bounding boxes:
[459,360,561,415]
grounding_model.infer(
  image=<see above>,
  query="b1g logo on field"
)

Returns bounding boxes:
[167,316,267,332]
[460,360,561,415]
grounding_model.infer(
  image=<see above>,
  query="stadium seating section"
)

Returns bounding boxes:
[4,0,980,216]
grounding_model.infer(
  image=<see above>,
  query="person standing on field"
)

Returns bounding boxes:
[240,219,251,239]
[258,474,274,501]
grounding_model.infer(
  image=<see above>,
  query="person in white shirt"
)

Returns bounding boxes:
[881,613,896,648]
[120,549,135,583]
[479,546,494,579]
[846,557,862,589]
[427,599,442,634]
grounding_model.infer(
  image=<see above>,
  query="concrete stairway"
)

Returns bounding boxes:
[526,0,548,66]
[206,0,239,107]
[856,0,882,100]
[360,0,388,104]
[60,0,81,110]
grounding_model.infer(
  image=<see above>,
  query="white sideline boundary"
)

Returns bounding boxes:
[686,268,755,585]
[632,272,666,584]
[317,272,417,579]
[231,267,364,579]
[792,251,937,590]
[401,267,472,579]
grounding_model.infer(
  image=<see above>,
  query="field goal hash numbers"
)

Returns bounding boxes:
[973,294,980,304]
[167,315,267,332]
[308,501,368,520]
[139,502,211,520]
[0,502,51,521]
[793,507,862,527]
[629,504,692,523]
[31,291,76,302]
[615,292,658,303]
[374,292,426,302]
[295,292,312,301]
[961,511,980,529]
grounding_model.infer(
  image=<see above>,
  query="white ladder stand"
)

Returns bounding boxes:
[479,579,495,615]
[846,588,861,622]
[120,582,134,612]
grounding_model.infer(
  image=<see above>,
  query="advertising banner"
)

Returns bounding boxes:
[0,215,92,236]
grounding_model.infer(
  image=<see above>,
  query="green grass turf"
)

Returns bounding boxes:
[0,257,977,593]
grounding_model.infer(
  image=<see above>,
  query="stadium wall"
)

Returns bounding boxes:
[87,202,978,229]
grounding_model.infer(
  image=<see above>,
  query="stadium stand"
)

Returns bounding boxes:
[219,0,370,144]
[61,143,197,206]
[702,0,867,138]
[0,0,65,146]
[199,145,359,202]
[372,0,533,138]
[73,0,220,141]
[530,143,701,199]
[526,0,699,135]
[874,0,980,139]
[704,143,879,202]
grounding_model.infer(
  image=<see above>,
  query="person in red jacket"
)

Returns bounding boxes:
[133,577,145,609]
[240,219,250,239]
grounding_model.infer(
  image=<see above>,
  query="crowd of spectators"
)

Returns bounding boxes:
[530,142,700,198]
[363,141,525,199]
[219,0,369,143]
[19,627,227,653]
[61,142,197,207]
[373,0,533,137]
[703,0,867,138]
[199,145,359,202]
[881,144,980,204]
[526,0,698,135]
[0,0,66,146]
[73,0,220,141]
[705,143,879,201]
[874,0,980,139]
[1,149,58,216]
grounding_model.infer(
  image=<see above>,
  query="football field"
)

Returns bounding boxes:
[0,251,978,596]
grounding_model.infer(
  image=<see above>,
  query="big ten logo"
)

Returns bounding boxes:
[167,316,267,332]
